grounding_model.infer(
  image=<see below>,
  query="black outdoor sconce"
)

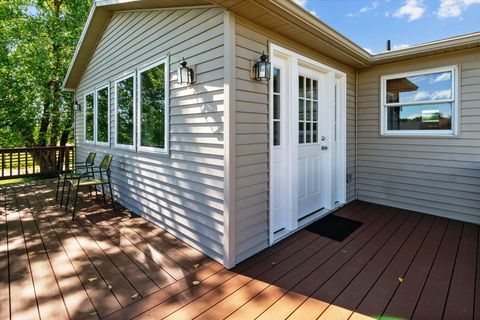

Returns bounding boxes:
[177,58,195,85]
[74,101,81,112]
[252,52,271,81]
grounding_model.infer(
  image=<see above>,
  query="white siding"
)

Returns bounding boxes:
[74,7,226,262]
[233,19,357,263]
[357,48,480,224]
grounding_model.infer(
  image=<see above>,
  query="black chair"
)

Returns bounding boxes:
[66,154,115,220]
[56,151,96,206]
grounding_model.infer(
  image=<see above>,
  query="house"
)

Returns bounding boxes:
[62,0,480,268]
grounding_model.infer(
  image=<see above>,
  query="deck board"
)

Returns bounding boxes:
[2,179,478,320]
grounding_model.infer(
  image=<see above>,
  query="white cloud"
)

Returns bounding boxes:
[436,0,480,18]
[413,91,430,101]
[393,0,426,21]
[430,89,452,100]
[294,0,308,7]
[392,43,411,50]
[431,72,451,82]
[363,48,375,54]
[347,1,380,16]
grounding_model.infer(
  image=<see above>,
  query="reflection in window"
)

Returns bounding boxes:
[273,68,280,146]
[116,76,134,145]
[382,67,456,134]
[84,93,94,142]
[386,71,452,104]
[96,87,109,143]
[387,104,452,131]
[140,63,166,149]
[299,76,319,144]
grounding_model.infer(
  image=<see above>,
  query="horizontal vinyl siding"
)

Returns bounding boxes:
[234,19,357,263]
[74,7,226,262]
[357,48,480,224]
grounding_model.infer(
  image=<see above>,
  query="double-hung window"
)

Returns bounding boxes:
[381,66,458,136]
[114,57,169,153]
[96,85,110,145]
[84,92,95,143]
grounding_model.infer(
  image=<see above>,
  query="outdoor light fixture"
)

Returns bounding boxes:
[252,52,271,81]
[74,101,81,112]
[177,58,195,85]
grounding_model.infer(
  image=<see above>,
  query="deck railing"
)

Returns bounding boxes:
[0,146,75,180]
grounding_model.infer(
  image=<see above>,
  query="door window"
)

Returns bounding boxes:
[273,68,281,146]
[298,76,319,144]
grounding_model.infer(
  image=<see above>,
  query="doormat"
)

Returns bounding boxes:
[305,214,363,242]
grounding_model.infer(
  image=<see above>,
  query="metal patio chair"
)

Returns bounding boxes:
[56,151,96,206]
[65,154,115,220]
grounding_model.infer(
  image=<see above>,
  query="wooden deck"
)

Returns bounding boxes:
[1,180,479,320]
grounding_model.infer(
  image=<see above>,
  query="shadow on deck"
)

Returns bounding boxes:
[1,179,479,320]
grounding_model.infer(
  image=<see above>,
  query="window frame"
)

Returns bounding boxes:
[136,57,170,155]
[380,65,459,137]
[114,73,136,150]
[83,91,95,144]
[95,84,110,146]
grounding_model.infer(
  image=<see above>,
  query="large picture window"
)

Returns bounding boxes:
[138,60,168,152]
[381,66,458,136]
[96,85,109,144]
[84,92,94,142]
[115,75,135,147]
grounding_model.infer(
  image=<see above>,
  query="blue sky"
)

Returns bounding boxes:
[294,0,480,54]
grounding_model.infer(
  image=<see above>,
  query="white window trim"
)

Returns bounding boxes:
[380,65,459,137]
[136,56,170,155]
[95,84,110,146]
[83,91,95,144]
[114,73,136,150]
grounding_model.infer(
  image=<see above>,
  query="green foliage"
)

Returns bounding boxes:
[140,64,165,148]
[116,76,134,145]
[0,0,93,148]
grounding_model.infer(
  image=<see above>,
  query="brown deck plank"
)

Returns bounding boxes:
[195,202,371,320]
[474,228,480,320]
[36,184,141,308]
[78,196,188,282]
[380,217,449,319]
[316,211,422,320]
[72,197,176,291]
[350,215,439,320]
[318,214,433,320]
[81,195,199,274]
[232,204,390,320]
[443,223,478,320]
[24,184,99,320]
[13,186,70,320]
[284,207,408,320]
[30,182,122,318]
[5,186,40,320]
[411,220,463,320]
[104,261,224,320]
[0,187,10,320]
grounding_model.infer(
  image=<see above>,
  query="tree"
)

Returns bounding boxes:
[0,0,92,171]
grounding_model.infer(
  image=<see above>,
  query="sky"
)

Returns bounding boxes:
[294,0,480,54]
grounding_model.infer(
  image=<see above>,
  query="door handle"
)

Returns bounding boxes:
[321,146,328,150]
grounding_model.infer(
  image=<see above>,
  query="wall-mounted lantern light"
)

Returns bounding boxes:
[177,58,195,85]
[252,52,271,81]
[74,101,81,112]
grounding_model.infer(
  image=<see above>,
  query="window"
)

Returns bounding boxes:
[138,60,168,152]
[115,75,135,148]
[298,75,319,143]
[84,92,94,142]
[381,66,458,136]
[96,85,109,145]
[273,68,281,146]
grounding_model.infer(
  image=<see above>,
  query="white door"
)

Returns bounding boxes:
[270,57,290,233]
[269,44,346,243]
[297,68,327,219]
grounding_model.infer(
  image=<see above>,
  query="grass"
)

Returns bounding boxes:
[0,176,46,185]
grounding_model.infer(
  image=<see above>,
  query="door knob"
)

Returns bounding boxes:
[321,146,328,150]
[321,136,326,141]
